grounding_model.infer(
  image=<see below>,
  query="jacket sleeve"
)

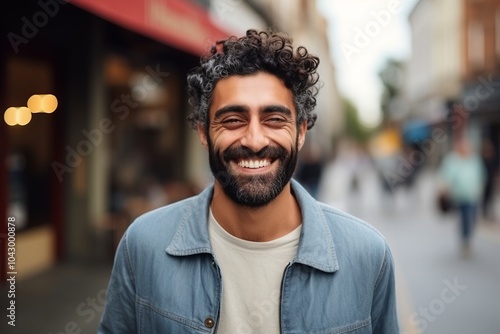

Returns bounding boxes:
[371,244,399,333]
[98,230,137,333]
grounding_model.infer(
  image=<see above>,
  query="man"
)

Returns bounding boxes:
[99,29,399,333]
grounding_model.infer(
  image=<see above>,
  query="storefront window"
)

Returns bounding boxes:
[5,56,56,231]
[104,54,198,245]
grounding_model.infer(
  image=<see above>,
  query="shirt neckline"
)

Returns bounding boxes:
[209,209,302,252]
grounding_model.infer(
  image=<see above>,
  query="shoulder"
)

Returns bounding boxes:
[124,194,203,248]
[292,178,389,255]
[318,202,389,255]
[311,201,396,290]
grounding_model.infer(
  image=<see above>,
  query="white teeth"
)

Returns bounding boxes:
[238,160,271,169]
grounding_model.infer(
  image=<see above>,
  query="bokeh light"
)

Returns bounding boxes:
[27,94,58,113]
[3,107,33,126]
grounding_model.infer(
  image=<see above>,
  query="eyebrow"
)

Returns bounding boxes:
[213,105,248,120]
[213,104,293,120]
[261,105,293,118]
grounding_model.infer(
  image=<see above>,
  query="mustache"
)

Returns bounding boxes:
[223,146,288,161]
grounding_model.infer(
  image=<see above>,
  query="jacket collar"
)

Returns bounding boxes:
[165,179,339,273]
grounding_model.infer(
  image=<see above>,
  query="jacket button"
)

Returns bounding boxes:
[204,317,215,328]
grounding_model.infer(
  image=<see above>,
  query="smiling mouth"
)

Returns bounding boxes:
[237,159,272,169]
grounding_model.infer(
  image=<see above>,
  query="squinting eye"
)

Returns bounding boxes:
[223,118,242,124]
[267,117,286,124]
[221,118,245,128]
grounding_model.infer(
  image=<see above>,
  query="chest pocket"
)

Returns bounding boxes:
[137,298,213,334]
[280,265,374,334]
[281,317,371,334]
[318,317,371,334]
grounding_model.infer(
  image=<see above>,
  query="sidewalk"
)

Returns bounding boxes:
[1,262,112,334]
[478,218,500,242]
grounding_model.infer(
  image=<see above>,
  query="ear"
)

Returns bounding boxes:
[197,123,209,150]
[297,121,307,150]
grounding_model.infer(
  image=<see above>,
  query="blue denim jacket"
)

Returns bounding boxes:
[99,179,399,333]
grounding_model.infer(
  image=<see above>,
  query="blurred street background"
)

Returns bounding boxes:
[1,0,500,333]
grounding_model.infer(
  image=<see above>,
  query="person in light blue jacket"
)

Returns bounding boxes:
[439,135,486,257]
[99,29,399,334]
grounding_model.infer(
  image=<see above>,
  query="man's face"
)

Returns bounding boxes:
[198,72,307,207]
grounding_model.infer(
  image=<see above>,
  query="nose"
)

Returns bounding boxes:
[240,119,269,152]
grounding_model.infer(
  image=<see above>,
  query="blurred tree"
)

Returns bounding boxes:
[379,58,405,124]
[342,98,375,143]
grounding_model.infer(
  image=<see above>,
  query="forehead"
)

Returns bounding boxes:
[209,72,295,115]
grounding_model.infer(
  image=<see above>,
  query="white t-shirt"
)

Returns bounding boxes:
[208,210,301,334]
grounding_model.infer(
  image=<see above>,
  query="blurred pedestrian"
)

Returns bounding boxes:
[295,142,323,198]
[439,135,486,257]
[99,29,399,333]
[481,138,497,221]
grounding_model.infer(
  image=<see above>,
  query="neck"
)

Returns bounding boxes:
[210,182,302,242]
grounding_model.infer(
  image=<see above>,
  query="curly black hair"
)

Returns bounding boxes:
[187,29,320,130]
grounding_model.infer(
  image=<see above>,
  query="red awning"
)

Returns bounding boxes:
[71,0,233,55]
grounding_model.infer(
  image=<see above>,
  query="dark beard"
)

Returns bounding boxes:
[207,138,299,207]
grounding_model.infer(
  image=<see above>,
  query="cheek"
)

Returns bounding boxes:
[209,131,235,153]
[277,129,298,148]
[210,137,227,154]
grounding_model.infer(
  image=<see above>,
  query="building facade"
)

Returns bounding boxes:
[406,0,500,166]
[406,0,463,123]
